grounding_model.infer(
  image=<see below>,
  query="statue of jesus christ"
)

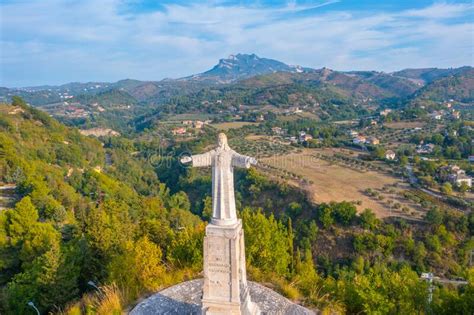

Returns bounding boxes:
[181,133,257,226]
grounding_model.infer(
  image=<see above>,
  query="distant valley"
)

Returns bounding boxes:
[1,54,472,132]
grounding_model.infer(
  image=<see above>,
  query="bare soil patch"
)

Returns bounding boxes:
[261,149,423,219]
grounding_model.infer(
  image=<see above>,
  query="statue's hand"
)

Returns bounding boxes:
[180,156,192,164]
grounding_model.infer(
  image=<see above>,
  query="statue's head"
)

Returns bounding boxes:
[217,133,228,148]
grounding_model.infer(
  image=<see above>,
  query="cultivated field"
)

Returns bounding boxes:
[277,111,320,122]
[211,121,258,130]
[261,149,424,219]
[384,121,426,129]
[164,113,214,122]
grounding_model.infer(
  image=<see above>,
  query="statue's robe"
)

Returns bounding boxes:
[191,147,253,225]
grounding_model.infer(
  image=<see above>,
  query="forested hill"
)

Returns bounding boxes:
[0,98,204,313]
[393,66,473,84]
[410,68,474,104]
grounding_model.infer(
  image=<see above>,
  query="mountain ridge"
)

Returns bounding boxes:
[0,54,472,129]
[1,53,471,92]
[183,53,306,83]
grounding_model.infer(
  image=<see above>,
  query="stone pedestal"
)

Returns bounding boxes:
[202,219,260,315]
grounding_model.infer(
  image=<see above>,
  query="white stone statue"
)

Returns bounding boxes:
[181,133,260,315]
[181,133,257,226]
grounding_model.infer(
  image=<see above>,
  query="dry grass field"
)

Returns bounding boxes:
[211,121,258,130]
[277,111,320,122]
[261,149,423,219]
[384,121,426,129]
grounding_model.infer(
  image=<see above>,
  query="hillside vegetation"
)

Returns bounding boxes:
[411,68,474,104]
[1,98,473,314]
[0,98,204,313]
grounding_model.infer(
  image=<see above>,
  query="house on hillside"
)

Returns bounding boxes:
[272,127,285,135]
[194,121,204,129]
[416,143,435,154]
[428,111,443,120]
[299,131,313,142]
[172,127,187,135]
[451,174,472,187]
[353,135,366,145]
[287,136,298,143]
[366,137,380,145]
[468,155,474,163]
[380,109,392,116]
[440,165,472,187]
[451,111,461,119]
[385,150,396,160]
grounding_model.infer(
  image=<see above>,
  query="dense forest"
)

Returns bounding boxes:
[0,98,473,314]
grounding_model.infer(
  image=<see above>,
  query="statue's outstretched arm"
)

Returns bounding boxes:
[231,152,257,169]
[181,151,214,167]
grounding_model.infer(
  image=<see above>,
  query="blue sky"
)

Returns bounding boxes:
[0,0,473,87]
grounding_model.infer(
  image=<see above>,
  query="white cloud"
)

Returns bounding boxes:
[0,0,473,86]
[403,2,473,19]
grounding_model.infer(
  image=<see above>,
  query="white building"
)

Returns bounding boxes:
[449,173,472,187]
[385,150,396,160]
[429,111,443,120]
[442,165,472,188]
[299,131,313,142]
[416,143,435,154]
[380,109,392,116]
[271,127,285,135]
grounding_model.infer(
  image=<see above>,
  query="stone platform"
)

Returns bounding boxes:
[130,279,316,315]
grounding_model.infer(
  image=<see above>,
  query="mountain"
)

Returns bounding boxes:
[73,89,137,106]
[409,67,474,104]
[347,71,420,98]
[239,68,419,100]
[392,66,473,85]
[184,53,306,83]
[1,54,472,131]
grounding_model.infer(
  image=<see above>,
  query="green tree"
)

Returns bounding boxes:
[288,202,303,217]
[202,196,213,221]
[359,208,378,230]
[167,224,205,270]
[441,182,453,195]
[295,248,319,296]
[458,182,470,196]
[332,201,357,226]
[241,208,291,276]
[425,208,444,227]
[108,236,165,299]
[399,156,409,167]
[5,242,79,314]
[318,204,334,229]
[5,197,60,268]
